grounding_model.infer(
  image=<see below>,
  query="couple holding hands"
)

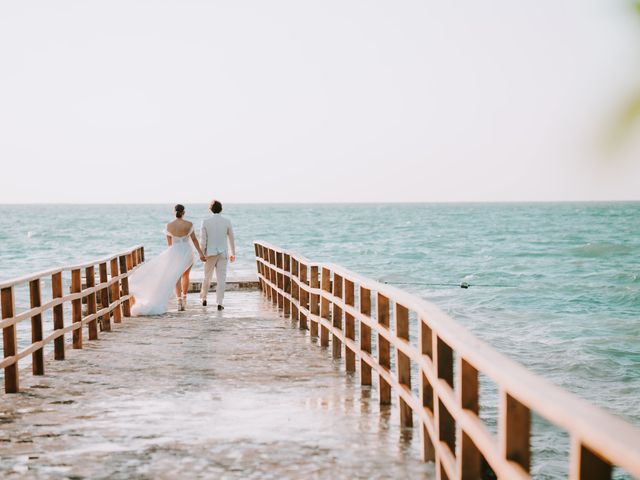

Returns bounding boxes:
[129,200,236,316]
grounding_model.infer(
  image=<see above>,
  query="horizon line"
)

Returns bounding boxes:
[1,199,639,206]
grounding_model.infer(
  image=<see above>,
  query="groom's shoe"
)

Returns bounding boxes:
[217,305,224,311]
[201,299,207,307]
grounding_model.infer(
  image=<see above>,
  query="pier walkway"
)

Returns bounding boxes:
[2,243,640,479]
[0,291,430,479]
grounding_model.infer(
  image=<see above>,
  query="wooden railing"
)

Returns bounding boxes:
[0,245,145,394]
[254,241,640,480]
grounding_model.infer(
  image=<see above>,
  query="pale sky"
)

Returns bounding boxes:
[1,0,639,203]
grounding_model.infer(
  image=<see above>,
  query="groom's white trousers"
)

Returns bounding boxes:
[200,254,228,305]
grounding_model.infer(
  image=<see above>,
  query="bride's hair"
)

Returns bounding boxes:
[174,204,185,218]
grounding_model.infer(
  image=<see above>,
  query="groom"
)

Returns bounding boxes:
[199,200,236,310]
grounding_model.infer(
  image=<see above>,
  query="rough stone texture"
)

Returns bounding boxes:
[187,279,259,293]
[0,291,433,479]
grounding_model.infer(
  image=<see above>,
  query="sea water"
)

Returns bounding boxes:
[0,203,638,478]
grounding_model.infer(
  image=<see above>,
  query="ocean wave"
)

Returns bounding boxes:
[570,242,634,257]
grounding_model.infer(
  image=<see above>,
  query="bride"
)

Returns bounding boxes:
[129,204,206,315]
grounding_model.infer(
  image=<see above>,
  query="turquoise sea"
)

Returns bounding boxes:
[1,203,639,478]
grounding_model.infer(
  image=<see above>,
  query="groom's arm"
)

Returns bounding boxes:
[227,223,236,262]
[200,221,207,256]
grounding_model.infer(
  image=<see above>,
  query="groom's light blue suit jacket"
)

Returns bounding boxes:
[200,213,236,258]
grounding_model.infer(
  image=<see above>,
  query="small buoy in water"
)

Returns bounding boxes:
[460,282,470,289]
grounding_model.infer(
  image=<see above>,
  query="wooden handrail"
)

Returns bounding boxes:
[0,245,144,290]
[254,240,640,479]
[0,245,144,394]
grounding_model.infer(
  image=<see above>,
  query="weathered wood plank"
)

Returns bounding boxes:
[99,262,111,332]
[501,392,531,472]
[52,272,65,360]
[377,293,391,405]
[29,278,45,375]
[359,286,372,386]
[458,358,481,479]
[344,279,356,373]
[395,303,412,427]
[119,255,131,317]
[332,273,343,359]
[109,258,122,324]
[1,286,18,393]
[71,268,83,349]
[310,266,319,338]
[320,267,331,347]
[85,266,98,341]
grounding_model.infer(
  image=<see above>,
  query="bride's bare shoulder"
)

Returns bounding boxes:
[166,219,193,236]
[165,220,178,233]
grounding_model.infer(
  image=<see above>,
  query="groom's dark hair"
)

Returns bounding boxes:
[209,200,222,214]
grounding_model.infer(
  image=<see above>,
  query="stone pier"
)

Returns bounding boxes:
[0,290,432,479]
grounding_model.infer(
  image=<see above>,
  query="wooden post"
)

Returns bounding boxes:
[254,244,261,292]
[310,266,319,338]
[71,268,83,349]
[359,286,372,386]
[320,267,331,347]
[344,279,355,373]
[119,255,131,317]
[110,258,122,323]
[291,258,299,324]
[458,358,481,479]
[268,263,274,303]
[52,271,65,360]
[419,318,435,461]
[283,254,291,317]
[332,273,343,359]
[272,250,278,305]
[377,293,391,404]
[269,249,277,304]
[29,279,45,375]
[569,440,612,480]
[254,244,260,285]
[436,336,455,453]
[99,262,111,331]
[269,266,274,302]
[266,249,272,302]
[395,303,412,427]
[85,265,99,340]
[299,263,308,330]
[125,252,134,316]
[261,248,269,297]
[262,247,273,303]
[501,392,530,472]
[260,247,267,295]
[1,286,19,393]
[140,246,145,262]
[276,252,284,310]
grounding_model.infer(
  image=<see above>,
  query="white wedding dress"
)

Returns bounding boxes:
[129,228,196,316]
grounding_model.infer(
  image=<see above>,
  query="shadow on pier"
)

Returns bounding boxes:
[0,291,431,479]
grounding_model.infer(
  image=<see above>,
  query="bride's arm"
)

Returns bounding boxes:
[190,231,206,262]
[166,224,172,247]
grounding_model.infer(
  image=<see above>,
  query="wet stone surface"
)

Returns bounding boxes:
[0,291,433,479]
